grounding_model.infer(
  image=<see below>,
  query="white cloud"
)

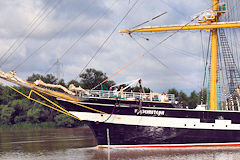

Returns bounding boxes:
[0,0,217,94]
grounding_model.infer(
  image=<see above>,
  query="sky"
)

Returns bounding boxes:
[0,0,215,94]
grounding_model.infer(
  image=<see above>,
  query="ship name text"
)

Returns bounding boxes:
[135,109,165,116]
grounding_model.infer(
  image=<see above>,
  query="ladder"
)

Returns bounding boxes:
[218,28,240,93]
[218,28,240,110]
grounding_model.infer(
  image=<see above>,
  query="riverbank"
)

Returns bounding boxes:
[0,122,85,130]
[0,122,56,130]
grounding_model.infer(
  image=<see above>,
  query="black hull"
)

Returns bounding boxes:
[87,122,240,146]
[57,98,240,147]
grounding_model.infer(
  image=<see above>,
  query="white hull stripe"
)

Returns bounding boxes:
[98,142,240,148]
[69,111,240,130]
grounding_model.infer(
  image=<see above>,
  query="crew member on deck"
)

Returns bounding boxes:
[113,88,118,97]
[120,86,124,98]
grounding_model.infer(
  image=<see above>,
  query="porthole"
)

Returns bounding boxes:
[184,124,186,126]
[226,125,228,127]
[212,125,214,127]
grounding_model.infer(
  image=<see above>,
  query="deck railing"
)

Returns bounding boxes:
[80,90,175,103]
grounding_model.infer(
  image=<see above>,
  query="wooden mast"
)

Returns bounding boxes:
[210,0,219,110]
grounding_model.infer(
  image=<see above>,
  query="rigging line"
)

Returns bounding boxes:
[232,29,240,69]
[156,37,199,56]
[202,32,211,89]
[147,17,197,53]
[74,0,140,81]
[0,0,63,68]
[159,0,189,20]
[231,29,240,70]
[140,34,199,56]
[200,31,205,62]
[131,36,200,89]
[125,14,204,89]
[44,0,119,75]
[161,45,200,59]
[129,2,217,59]
[0,0,51,63]
[91,54,144,90]
[13,0,96,71]
[200,30,206,92]
[136,34,201,59]
[131,11,167,29]
[201,31,211,105]
[217,34,227,100]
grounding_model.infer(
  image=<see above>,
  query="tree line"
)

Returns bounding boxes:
[167,88,206,109]
[0,68,116,128]
[0,68,205,128]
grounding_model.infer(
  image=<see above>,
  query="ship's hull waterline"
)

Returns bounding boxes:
[58,98,240,148]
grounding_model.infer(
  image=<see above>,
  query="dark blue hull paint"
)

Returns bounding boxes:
[57,98,240,146]
[87,122,240,145]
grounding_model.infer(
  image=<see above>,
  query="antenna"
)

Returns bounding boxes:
[54,59,63,79]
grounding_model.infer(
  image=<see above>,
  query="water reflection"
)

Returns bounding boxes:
[0,127,97,153]
[1,127,240,160]
[93,147,240,160]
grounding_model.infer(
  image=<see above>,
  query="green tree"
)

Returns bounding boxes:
[58,78,66,87]
[188,91,199,109]
[1,106,15,125]
[54,114,75,128]
[79,68,115,89]
[11,99,31,114]
[0,87,14,104]
[130,86,151,93]
[26,102,48,124]
[178,91,188,107]
[27,73,58,84]
[10,99,31,123]
[67,80,81,87]
[27,108,41,123]
[167,88,179,97]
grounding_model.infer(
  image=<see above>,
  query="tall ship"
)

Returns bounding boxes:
[1,0,240,148]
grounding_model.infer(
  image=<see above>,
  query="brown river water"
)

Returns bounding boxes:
[0,127,240,160]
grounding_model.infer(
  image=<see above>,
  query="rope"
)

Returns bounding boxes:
[13,0,96,71]
[125,2,222,89]
[160,0,190,20]
[0,0,51,63]
[200,31,211,104]
[131,12,167,29]
[44,0,118,75]
[91,54,144,90]
[136,34,201,60]
[0,0,63,68]
[202,32,211,91]
[75,0,140,80]
[217,30,227,101]
[131,36,200,89]
[103,99,118,122]
[147,18,197,53]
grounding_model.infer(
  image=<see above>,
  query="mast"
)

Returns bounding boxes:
[210,0,219,110]
[120,1,240,110]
